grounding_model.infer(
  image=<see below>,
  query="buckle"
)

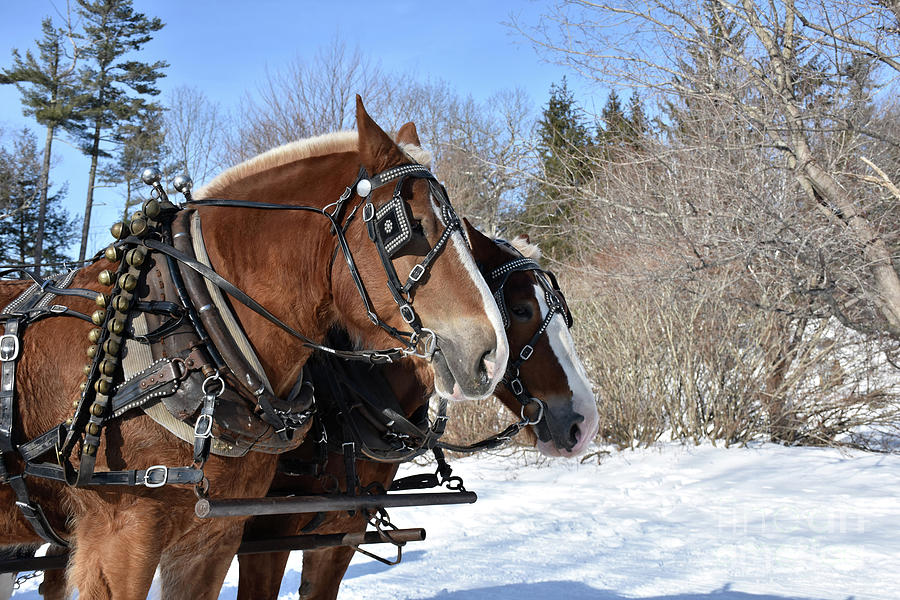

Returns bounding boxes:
[0,334,19,362]
[362,202,375,222]
[194,414,213,438]
[143,465,168,488]
[519,345,534,361]
[510,378,524,396]
[408,263,426,282]
[400,304,416,324]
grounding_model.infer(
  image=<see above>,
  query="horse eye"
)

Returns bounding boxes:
[510,304,532,321]
[411,219,425,235]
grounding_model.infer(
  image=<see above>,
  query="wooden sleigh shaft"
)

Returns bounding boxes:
[195,490,478,518]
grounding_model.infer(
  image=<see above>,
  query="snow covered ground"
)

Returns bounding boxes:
[10,442,900,599]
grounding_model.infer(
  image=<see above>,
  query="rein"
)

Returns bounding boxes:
[186,162,462,363]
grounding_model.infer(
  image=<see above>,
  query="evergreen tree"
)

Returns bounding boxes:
[521,78,594,261]
[600,90,629,141]
[535,77,593,185]
[1,17,84,274]
[73,0,167,261]
[100,103,167,219]
[0,129,77,267]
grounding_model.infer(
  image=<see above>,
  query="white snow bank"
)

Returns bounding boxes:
[11,443,900,599]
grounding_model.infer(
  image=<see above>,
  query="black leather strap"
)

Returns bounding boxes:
[24,460,204,487]
[7,475,69,547]
[0,317,22,452]
[142,237,406,365]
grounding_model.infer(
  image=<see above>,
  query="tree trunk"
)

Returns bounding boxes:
[792,136,900,336]
[32,123,55,276]
[78,119,102,262]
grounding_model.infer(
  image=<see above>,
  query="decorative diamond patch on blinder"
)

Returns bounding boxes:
[376,196,413,257]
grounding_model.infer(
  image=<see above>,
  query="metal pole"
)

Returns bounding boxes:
[0,528,428,573]
[237,528,426,555]
[195,491,477,519]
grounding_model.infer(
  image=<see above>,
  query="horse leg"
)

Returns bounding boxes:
[156,518,248,600]
[37,546,69,600]
[67,508,168,600]
[298,546,358,600]
[236,550,291,600]
[236,512,306,600]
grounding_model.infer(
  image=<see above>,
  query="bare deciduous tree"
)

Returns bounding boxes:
[162,85,225,187]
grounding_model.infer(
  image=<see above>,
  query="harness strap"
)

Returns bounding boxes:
[24,461,204,487]
[0,317,21,452]
[141,238,407,365]
[6,475,69,547]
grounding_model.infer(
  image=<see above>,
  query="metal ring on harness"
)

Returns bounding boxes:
[201,371,225,397]
[404,328,436,359]
[520,398,545,426]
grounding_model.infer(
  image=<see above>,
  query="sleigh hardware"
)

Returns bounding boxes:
[0,527,427,574]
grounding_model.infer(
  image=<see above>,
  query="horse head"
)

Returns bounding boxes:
[464,221,600,457]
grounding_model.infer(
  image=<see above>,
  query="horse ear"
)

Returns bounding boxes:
[356,95,405,173]
[462,217,494,254]
[396,121,422,146]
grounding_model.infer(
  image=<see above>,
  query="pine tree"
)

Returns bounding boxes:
[521,78,594,261]
[0,129,77,267]
[73,0,167,261]
[1,18,84,274]
[600,90,629,141]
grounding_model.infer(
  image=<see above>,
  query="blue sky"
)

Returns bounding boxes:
[1,0,581,259]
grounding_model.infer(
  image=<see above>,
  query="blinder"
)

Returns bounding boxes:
[356,164,462,349]
[373,196,413,258]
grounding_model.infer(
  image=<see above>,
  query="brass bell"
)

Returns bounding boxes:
[79,382,87,393]
[107,317,125,336]
[144,199,161,219]
[130,218,148,237]
[88,328,102,344]
[118,273,137,292]
[95,293,109,307]
[87,345,98,359]
[65,418,73,426]
[105,245,122,262]
[83,444,97,456]
[103,338,120,355]
[99,359,117,376]
[98,270,114,286]
[82,364,92,376]
[112,295,131,312]
[87,422,100,436]
[110,222,129,240]
[125,247,146,267]
[94,379,110,395]
[91,309,107,326]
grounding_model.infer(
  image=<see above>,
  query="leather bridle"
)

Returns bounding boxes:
[189,162,463,363]
[487,240,574,423]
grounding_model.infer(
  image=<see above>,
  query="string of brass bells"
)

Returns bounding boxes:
[62,167,190,468]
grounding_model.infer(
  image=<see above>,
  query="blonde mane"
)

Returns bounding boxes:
[510,235,542,260]
[198,131,359,198]
[198,131,433,198]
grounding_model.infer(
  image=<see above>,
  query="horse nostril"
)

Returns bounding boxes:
[567,423,581,449]
[480,349,496,383]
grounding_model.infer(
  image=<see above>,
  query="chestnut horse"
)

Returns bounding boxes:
[235,175,600,599]
[0,98,508,599]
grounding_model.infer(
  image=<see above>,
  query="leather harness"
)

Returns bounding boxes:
[0,161,465,547]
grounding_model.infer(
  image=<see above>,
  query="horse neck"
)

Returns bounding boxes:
[196,153,358,396]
